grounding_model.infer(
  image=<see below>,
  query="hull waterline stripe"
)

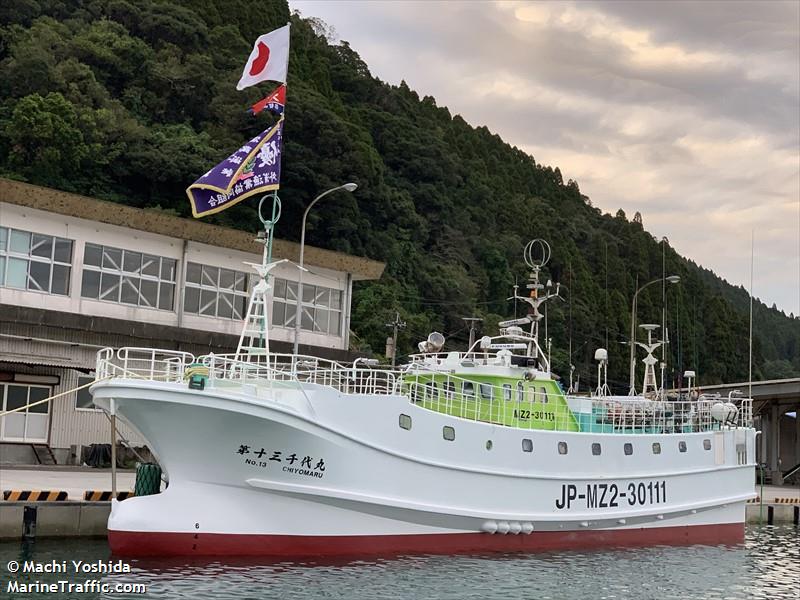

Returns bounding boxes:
[108,522,745,557]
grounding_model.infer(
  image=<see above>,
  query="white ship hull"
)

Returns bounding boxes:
[92,378,755,557]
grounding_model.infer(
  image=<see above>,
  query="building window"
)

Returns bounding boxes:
[703,438,712,451]
[678,441,687,453]
[0,227,73,295]
[184,262,249,320]
[0,383,51,442]
[399,414,412,430]
[522,438,533,453]
[443,426,455,441]
[624,443,633,456]
[652,442,661,455]
[76,375,98,410]
[592,442,602,456]
[558,441,568,455]
[81,243,176,310]
[271,278,343,336]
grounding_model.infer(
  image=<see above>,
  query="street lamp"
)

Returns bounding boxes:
[292,183,358,355]
[628,275,680,395]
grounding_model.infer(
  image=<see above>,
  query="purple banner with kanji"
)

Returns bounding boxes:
[186,118,284,218]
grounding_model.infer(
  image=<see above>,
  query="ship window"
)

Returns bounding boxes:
[502,384,512,401]
[539,387,548,403]
[479,383,493,400]
[425,382,438,401]
[398,414,412,430]
[652,442,661,455]
[703,438,711,451]
[678,441,687,453]
[558,441,568,455]
[485,440,493,450]
[624,443,633,456]
[522,438,533,453]
[517,381,524,402]
[443,426,455,441]
[462,381,475,399]
[444,381,455,399]
[591,443,601,456]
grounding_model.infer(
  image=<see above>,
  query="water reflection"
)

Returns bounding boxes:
[0,526,796,599]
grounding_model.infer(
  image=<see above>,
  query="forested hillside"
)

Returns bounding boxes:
[1,0,797,388]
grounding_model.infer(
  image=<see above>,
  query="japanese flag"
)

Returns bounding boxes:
[237,24,290,91]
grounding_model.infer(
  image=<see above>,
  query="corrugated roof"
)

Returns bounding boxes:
[0,178,385,281]
[0,352,94,369]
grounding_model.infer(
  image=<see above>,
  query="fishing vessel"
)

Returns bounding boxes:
[91,206,756,557]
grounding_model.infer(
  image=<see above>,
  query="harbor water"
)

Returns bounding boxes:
[1,525,797,599]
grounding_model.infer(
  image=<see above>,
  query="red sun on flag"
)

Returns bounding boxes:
[249,42,270,76]
[237,25,290,91]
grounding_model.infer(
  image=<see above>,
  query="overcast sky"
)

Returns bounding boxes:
[291,0,800,316]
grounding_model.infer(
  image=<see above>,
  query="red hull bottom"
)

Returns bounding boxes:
[109,523,745,557]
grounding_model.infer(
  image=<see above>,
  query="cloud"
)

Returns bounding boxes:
[291,0,800,315]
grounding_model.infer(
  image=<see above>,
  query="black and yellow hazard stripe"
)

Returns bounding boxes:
[746,497,760,503]
[773,497,799,505]
[83,490,134,501]
[2,490,68,501]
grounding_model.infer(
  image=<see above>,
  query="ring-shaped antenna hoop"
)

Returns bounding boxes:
[258,192,282,228]
[524,239,551,269]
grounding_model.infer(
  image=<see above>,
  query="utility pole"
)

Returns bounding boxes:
[463,317,482,353]
[386,311,406,367]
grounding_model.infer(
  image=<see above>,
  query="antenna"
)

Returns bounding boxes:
[463,317,483,354]
[748,230,754,399]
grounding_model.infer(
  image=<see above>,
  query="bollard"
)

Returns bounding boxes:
[794,506,799,526]
[767,505,774,525]
[23,506,37,539]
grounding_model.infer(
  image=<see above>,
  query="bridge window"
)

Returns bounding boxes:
[652,442,661,455]
[479,383,493,400]
[443,426,455,441]
[624,443,633,456]
[539,387,548,403]
[678,441,687,453]
[462,381,475,399]
[522,438,533,453]
[703,438,711,451]
[424,382,439,401]
[443,381,455,399]
[502,384,512,401]
[398,414,412,430]
[558,441,568,455]
[517,381,524,402]
[591,443,602,456]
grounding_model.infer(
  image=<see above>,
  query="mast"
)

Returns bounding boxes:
[234,193,286,364]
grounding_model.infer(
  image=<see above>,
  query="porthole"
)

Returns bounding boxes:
[652,442,661,455]
[558,441,568,455]
[624,443,633,456]
[398,414,412,430]
[443,426,455,441]
[703,438,711,451]
[485,440,493,450]
[591,443,602,456]
[678,441,687,453]
[522,438,533,453]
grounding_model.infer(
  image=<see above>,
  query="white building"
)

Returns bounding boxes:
[0,179,384,464]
